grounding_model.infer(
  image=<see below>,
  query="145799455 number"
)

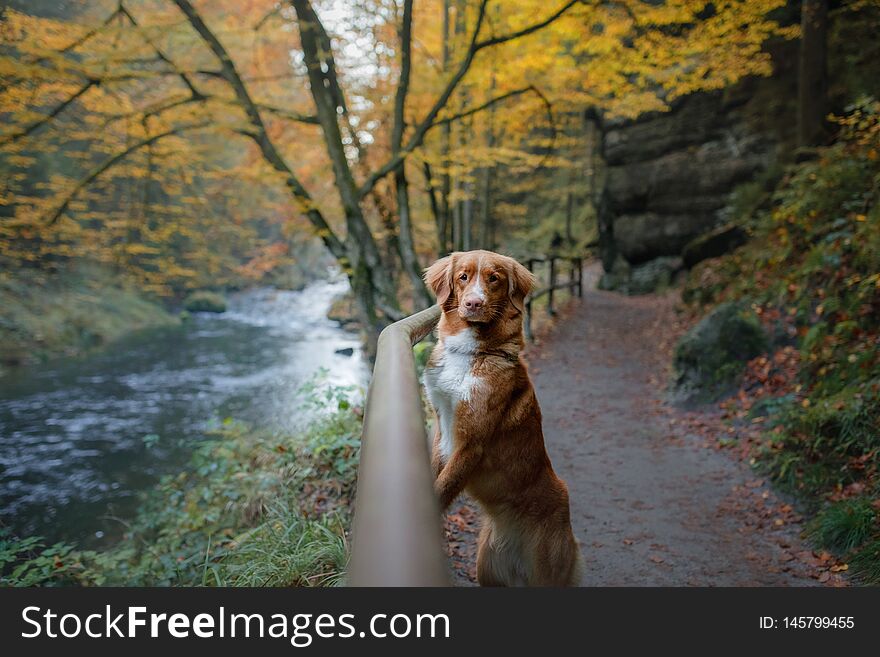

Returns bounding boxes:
[784,617,854,629]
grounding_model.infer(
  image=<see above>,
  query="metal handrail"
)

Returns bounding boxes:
[524,255,584,341]
[348,304,448,586]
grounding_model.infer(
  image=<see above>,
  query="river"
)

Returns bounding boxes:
[0,276,367,547]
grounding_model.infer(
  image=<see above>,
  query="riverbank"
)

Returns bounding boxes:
[0,264,178,377]
[0,278,366,545]
[0,386,361,587]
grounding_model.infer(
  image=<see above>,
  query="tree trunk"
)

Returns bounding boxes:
[392,0,432,309]
[478,67,497,251]
[291,0,401,336]
[439,0,452,255]
[798,0,829,147]
[478,167,493,250]
[423,161,445,253]
[395,164,431,308]
[170,0,581,349]
[462,194,472,250]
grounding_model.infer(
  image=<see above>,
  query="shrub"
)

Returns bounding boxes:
[850,536,880,585]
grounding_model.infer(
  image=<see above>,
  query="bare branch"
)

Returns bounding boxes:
[251,102,319,124]
[238,72,300,83]
[2,3,123,82]
[529,84,558,170]
[45,122,210,225]
[0,80,96,147]
[171,0,346,260]
[253,5,284,30]
[476,0,580,49]
[118,3,203,100]
[391,0,414,152]
[429,85,535,128]
[359,0,580,199]
[99,93,205,129]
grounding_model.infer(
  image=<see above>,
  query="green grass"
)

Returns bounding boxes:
[806,498,877,553]
[215,506,349,587]
[757,384,880,497]
[0,262,176,373]
[850,537,880,585]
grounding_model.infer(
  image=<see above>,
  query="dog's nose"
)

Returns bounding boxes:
[464,296,484,310]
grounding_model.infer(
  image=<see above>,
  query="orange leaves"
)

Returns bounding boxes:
[238,242,291,280]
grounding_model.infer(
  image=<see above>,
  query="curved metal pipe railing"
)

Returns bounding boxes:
[348,304,447,586]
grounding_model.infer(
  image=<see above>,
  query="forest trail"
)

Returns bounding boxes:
[445,282,827,586]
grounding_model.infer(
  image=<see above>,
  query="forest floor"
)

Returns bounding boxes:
[444,274,848,586]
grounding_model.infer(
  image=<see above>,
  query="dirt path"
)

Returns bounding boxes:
[445,285,829,586]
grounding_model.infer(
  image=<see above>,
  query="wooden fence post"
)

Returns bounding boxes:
[524,258,534,341]
[577,257,583,298]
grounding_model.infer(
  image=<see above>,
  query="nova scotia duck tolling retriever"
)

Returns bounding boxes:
[423,249,582,586]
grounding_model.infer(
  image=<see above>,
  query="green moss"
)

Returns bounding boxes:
[0,264,177,373]
[183,290,227,313]
[672,302,768,403]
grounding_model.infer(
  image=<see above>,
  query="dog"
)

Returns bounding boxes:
[422,249,582,586]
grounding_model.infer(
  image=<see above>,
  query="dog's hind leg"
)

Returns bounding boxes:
[478,521,526,586]
[527,531,583,587]
[477,520,529,586]
[476,523,505,586]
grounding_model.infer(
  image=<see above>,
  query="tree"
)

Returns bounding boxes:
[1,0,796,349]
[798,0,829,147]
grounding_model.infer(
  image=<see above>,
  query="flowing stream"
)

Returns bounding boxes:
[0,276,367,547]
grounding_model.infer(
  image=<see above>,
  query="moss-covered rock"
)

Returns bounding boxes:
[598,255,631,291]
[326,293,359,331]
[682,223,747,269]
[183,291,227,313]
[600,255,682,295]
[672,302,768,404]
[628,256,683,295]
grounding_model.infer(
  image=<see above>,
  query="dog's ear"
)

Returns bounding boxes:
[506,258,536,314]
[424,254,456,306]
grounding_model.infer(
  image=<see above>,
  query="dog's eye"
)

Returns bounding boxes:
[459,273,468,282]
[488,274,499,283]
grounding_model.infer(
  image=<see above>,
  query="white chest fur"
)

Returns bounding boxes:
[423,329,483,461]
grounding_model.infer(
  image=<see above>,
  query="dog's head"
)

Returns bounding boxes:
[424,250,535,324]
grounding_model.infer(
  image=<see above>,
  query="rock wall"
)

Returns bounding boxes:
[597,53,797,292]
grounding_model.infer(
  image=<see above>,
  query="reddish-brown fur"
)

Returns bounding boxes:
[423,250,582,586]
